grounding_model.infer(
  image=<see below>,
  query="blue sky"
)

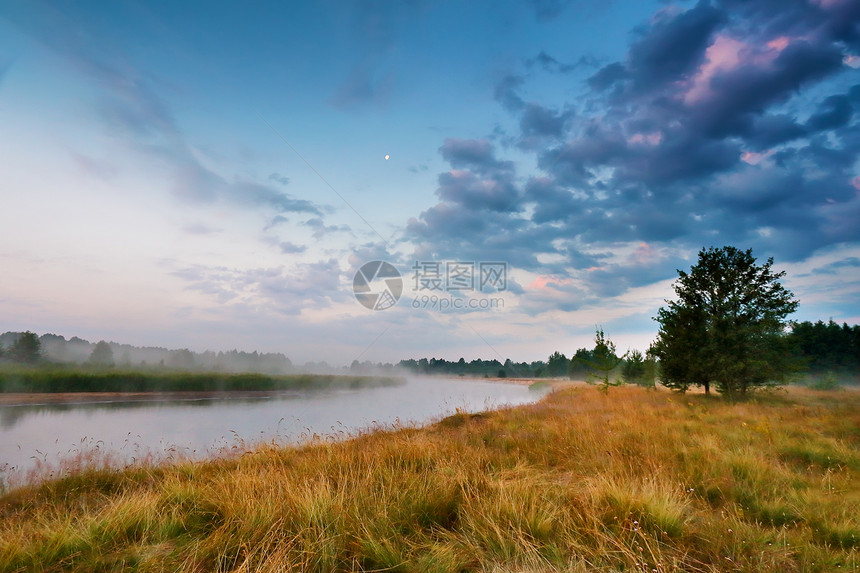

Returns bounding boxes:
[1,0,858,365]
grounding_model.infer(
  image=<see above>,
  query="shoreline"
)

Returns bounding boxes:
[0,390,305,407]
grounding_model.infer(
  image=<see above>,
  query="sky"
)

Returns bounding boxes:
[1,0,858,366]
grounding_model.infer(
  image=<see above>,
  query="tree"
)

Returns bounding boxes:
[582,328,625,393]
[651,246,799,396]
[88,340,114,366]
[568,348,594,379]
[10,331,41,364]
[546,351,569,377]
[621,349,648,385]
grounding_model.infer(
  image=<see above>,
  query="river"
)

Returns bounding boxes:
[0,376,548,484]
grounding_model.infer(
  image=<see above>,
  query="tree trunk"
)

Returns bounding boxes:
[704,380,710,396]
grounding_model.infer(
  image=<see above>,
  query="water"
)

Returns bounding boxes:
[0,377,547,481]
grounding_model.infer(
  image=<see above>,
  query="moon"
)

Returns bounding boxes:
[384,154,390,160]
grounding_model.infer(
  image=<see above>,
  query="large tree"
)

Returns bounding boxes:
[651,246,799,396]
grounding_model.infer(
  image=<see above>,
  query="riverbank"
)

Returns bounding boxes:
[0,369,403,396]
[2,385,859,572]
[0,390,311,406]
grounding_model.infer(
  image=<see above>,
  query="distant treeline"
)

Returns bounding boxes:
[789,320,859,379]
[2,320,856,384]
[0,332,295,374]
[0,369,402,394]
[397,320,859,383]
[394,358,545,378]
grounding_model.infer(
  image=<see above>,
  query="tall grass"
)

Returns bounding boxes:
[1,386,859,571]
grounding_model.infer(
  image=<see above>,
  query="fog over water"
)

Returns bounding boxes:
[0,377,549,482]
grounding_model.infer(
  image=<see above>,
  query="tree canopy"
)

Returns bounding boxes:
[9,331,42,364]
[651,246,799,396]
[88,340,115,366]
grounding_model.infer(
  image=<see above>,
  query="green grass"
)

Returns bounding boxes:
[1,386,859,571]
[0,364,403,394]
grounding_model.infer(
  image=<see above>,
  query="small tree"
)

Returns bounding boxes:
[88,340,114,366]
[652,246,799,397]
[621,349,647,385]
[10,331,41,364]
[582,328,625,393]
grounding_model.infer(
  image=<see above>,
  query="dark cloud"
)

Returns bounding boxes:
[806,94,853,131]
[626,1,725,92]
[411,0,860,299]
[435,170,519,212]
[492,76,573,149]
[520,103,572,139]
[494,74,526,112]
[439,138,514,176]
[588,62,627,92]
[690,41,844,139]
[745,114,807,150]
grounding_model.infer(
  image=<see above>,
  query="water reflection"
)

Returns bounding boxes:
[0,377,547,480]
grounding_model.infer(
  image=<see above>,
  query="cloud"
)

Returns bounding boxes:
[302,217,353,240]
[492,77,574,149]
[625,1,726,92]
[269,173,290,186]
[520,103,572,139]
[279,242,307,254]
[409,0,860,310]
[3,3,330,223]
[806,94,853,131]
[169,259,347,314]
[494,74,527,112]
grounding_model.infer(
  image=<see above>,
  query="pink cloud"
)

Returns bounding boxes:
[528,275,576,290]
[628,131,663,146]
[627,242,659,265]
[766,36,791,52]
[683,34,795,105]
[852,176,860,191]
[740,149,775,165]
[684,35,745,104]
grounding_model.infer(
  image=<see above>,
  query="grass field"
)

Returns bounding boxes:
[1,385,858,572]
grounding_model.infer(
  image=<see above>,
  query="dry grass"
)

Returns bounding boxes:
[1,386,859,572]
